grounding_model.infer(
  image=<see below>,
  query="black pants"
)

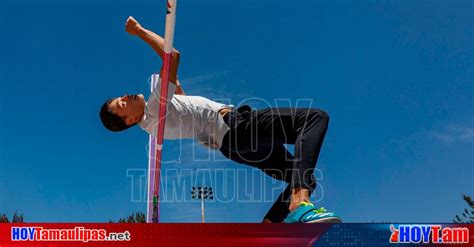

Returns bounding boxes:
[220,106,329,223]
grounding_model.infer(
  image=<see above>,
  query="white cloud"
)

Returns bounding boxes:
[182,70,230,85]
[378,122,473,159]
[181,70,254,100]
[429,124,474,143]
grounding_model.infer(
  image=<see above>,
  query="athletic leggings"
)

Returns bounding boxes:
[219,105,329,223]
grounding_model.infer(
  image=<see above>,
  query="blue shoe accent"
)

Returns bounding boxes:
[284,202,341,223]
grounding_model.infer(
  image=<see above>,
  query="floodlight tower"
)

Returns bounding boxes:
[190,186,214,223]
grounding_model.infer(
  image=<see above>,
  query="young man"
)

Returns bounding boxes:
[100,16,341,223]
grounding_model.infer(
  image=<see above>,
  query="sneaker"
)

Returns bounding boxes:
[283,202,341,223]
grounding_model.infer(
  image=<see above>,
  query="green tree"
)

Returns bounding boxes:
[110,212,146,223]
[12,212,24,223]
[0,212,25,223]
[0,214,9,223]
[453,194,474,223]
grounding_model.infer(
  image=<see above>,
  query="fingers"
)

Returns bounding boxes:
[125,16,136,27]
[125,17,132,26]
[125,16,141,35]
[127,16,139,26]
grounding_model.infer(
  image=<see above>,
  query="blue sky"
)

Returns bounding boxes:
[0,0,472,223]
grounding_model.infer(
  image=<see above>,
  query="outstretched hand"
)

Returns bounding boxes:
[125,16,142,36]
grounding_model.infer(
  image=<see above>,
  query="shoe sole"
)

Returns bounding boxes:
[306,217,342,223]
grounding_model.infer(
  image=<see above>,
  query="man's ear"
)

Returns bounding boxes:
[125,117,135,126]
[133,116,142,125]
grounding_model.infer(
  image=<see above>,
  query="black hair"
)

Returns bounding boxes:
[99,98,135,132]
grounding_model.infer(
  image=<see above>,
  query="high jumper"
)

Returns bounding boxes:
[99,16,341,224]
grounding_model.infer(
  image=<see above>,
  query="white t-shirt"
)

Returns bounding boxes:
[138,78,232,150]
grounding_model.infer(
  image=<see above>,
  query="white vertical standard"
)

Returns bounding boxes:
[146,74,159,223]
[150,0,177,223]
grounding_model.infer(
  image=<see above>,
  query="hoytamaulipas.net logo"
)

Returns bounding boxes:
[389,224,469,244]
[11,226,131,242]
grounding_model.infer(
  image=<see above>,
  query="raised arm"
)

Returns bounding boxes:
[125,16,185,95]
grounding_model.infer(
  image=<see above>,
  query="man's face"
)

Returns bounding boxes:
[108,94,146,126]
